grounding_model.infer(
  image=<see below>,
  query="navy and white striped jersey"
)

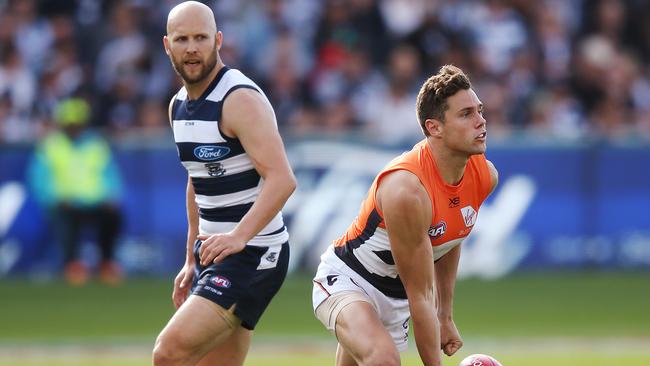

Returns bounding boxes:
[171,66,289,247]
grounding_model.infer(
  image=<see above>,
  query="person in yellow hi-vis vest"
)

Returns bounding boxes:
[27,98,124,286]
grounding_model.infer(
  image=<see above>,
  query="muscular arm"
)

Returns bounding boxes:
[435,245,460,320]
[436,159,499,354]
[199,88,296,264]
[222,88,296,243]
[434,244,462,356]
[377,171,441,366]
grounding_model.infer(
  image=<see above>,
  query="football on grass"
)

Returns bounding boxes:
[458,353,503,366]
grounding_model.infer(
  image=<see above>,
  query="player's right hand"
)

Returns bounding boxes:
[439,317,463,356]
[172,264,194,309]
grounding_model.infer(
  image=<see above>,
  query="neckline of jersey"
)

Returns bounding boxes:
[423,141,466,194]
[188,65,230,102]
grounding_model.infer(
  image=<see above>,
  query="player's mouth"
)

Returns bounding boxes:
[184,59,202,69]
[476,131,487,141]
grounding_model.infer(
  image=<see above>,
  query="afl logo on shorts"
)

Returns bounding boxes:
[194,145,230,161]
[210,276,232,288]
[428,221,446,238]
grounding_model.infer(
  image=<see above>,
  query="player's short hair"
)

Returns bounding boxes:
[416,65,471,135]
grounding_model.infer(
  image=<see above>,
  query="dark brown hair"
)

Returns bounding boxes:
[416,65,471,135]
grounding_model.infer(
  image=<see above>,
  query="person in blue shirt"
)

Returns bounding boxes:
[28,98,124,285]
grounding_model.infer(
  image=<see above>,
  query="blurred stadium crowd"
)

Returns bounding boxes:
[1,0,649,146]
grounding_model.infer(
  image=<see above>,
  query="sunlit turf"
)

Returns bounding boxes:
[0,271,649,365]
[1,346,649,366]
[258,270,650,337]
[2,271,649,340]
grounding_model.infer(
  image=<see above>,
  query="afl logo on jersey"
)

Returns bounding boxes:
[428,221,446,238]
[194,145,230,161]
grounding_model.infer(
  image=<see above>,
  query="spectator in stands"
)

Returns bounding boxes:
[0,0,649,143]
[0,41,36,142]
[360,43,424,145]
[27,98,124,286]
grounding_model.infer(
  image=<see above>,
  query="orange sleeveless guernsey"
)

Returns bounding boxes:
[332,140,493,298]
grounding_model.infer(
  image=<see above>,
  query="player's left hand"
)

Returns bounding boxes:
[197,233,246,266]
[439,317,463,356]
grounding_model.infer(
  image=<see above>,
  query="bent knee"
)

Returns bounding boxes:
[152,334,191,366]
[363,348,400,366]
[152,341,174,366]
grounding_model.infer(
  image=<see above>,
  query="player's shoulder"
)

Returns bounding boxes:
[222,87,268,125]
[382,169,422,191]
[485,159,498,193]
[220,68,259,96]
[378,170,429,212]
[220,81,274,136]
[225,86,262,102]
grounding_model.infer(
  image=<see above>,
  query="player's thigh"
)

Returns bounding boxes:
[335,300,397,363]
[156,295,239,358]
[197,326,251,366]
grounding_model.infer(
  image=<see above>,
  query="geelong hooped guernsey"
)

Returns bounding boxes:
[171,66,288,247]
[332,140,492,299]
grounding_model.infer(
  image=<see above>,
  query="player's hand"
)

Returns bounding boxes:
[197,233,246,266]
[439,317,463,356]
[172,264,194,309]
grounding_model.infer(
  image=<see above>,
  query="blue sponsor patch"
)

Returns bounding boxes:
[193,145,231,161]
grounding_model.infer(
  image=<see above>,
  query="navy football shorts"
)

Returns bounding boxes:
[191,240,289,330]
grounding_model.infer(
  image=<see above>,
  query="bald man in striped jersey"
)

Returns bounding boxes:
[153,2,296,365]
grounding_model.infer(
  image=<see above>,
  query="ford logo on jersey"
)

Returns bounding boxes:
[193,145,230,161]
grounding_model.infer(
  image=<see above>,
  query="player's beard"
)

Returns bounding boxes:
[171,47,218,85]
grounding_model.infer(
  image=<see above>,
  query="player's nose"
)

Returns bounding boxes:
[186,40,199,53]
[476,113,486,128]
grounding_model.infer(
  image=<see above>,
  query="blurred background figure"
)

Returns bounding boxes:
[26,98,123,286]
[0,0,647,143]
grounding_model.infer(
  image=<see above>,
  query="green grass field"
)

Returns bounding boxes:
[1,271,649,365]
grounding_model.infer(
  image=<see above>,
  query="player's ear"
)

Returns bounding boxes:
[425,118,443,137]
[163,35,170,55]
[215,31,223,51]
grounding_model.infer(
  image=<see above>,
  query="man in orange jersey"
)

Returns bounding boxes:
[312,64,498,366]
